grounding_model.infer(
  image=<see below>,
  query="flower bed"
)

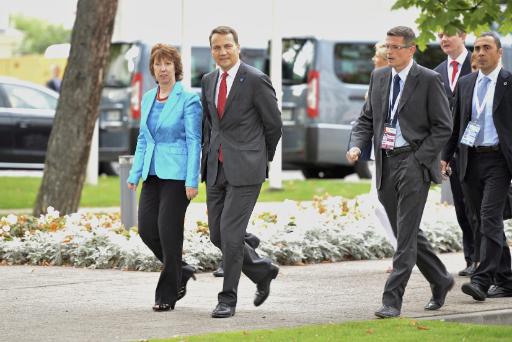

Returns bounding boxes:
[2,193,511,272]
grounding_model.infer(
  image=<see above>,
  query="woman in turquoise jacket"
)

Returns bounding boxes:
[127,44,202,311]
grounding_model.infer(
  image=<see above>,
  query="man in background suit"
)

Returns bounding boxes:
[442,32,512,300]
[347,26,454,318]
[201,26,282,318]
[435,32,479,277]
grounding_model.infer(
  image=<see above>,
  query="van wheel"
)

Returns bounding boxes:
[99,161,120,176]
[354,161,371,179]
[301,166,353,179]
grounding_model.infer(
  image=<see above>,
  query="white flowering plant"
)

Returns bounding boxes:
[1,195,511,272]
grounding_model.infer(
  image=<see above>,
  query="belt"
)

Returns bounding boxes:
[382,145,414,157]
[469,145,500,153]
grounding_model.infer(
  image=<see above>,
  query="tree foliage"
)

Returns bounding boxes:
[392,0,512,48]
[11,14,71,55]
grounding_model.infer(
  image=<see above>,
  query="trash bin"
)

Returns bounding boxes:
[119,155,137,230]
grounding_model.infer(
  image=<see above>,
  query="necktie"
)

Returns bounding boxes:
[217,71,228,161]
[474,76,491,146]
[217,72,228,118]
[390,74,401,116]
[450,60,459,86]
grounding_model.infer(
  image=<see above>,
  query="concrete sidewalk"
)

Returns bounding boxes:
[1,253,512,342]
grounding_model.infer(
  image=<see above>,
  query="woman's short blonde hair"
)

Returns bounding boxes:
[374,41,388,61]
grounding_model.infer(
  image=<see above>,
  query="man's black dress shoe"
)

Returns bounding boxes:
[458,262,478,277]
[254,264,279,306]
[211,303,236,318]
[177,265,196,301]
[487,285,512,298]
[374,305,400,318]
[461,282,487,301]
[213,265,224,277]
[425,275,455,310]
[152,303,174,312]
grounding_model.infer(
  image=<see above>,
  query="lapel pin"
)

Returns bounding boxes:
[240,77,245,82]
[504,81,508,86]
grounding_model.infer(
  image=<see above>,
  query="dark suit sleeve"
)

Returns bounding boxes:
[414,73,452,164]
[200,75,211,183]
[442,83,462,162]
[350,71,375,150]
[253,73,283,162]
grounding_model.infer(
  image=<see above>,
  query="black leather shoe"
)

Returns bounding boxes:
[487,285,512,298]
[425,275,455,310]
[211,303,236,318]
[461,282,487,301]
[374,305,400,318]
[212,266,224,277]
[458,262,478,277]
[254,264,279,307]
[152,303,174,312]
[177,264,196,301]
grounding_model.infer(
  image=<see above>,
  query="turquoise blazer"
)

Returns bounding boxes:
[127,81,202,188]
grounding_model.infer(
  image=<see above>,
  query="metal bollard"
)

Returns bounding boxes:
[440,178,454,205]
[119,155,137,230]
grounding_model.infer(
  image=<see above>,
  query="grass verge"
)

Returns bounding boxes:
[153,318,512,342]
[0,176,370,210]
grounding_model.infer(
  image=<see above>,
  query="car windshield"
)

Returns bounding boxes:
[104,43,140,87]
[282,38,314,85]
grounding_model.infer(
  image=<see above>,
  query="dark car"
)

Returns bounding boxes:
[0,76,58,169]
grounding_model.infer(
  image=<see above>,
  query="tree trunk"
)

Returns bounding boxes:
[33,0,118,216]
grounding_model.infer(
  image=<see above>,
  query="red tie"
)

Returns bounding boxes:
[450,60,458,86]
[217,72,228,162]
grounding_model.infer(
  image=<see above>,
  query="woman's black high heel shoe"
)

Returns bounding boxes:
[152,303,175,312]
[177,264,196,301]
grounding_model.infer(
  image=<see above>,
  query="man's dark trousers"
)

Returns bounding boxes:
[207,163,272,306]
[378,151,452,309]
[464,150,512,290]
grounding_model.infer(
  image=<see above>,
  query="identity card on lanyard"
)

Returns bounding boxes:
[381,87,401,150]
[460,80,492,146]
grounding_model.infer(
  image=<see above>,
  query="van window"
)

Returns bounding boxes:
[241,48,267,73]
[104,43,140,87]
[334,43,374,85]
[191,47,215,88]
[414,45,453,69]
[282,38,314,84]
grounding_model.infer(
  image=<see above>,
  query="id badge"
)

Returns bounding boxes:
[460,121,480,146]
[380,125,397,150]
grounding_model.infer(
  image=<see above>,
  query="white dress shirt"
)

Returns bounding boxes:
[390,59,414,147]
[446,48,469,91]
[214,60,241,107]
[471,65,502,146]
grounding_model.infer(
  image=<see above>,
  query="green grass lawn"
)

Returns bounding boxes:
[0,176,370,210]
[154,319,512,341]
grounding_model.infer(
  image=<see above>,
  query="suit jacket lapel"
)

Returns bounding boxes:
[397,63,419,113]
[155,82,182,133]
[209,70,220,120]
[464,73,478,123]
[439,61,452,96]
[222,63,247,117]
[493,69,510,113]
[460,53,472,78]
[141,88,157,142]
[380,69,391,121]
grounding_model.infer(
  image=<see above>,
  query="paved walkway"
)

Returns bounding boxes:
[1,252,512,342]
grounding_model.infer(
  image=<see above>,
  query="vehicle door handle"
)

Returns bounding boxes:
[349,95,366,101]
[18,122,29,129]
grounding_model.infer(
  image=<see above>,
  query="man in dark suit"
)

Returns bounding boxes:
[442,32,512,300]
[434,32,479,277]
[347,26,454,318]
[201,26,283,318]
